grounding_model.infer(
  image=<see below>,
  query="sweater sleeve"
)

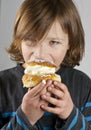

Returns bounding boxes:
[0,107,37,130]
[55,82,91,129]
[55,106,91,130]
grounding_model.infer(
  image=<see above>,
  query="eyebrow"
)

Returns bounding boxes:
[47,37,66,42]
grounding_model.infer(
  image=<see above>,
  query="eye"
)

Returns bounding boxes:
[49,40,60,45]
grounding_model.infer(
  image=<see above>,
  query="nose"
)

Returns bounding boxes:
[32,44,45,59]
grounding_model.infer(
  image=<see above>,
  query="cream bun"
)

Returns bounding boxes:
[22,61,61,88]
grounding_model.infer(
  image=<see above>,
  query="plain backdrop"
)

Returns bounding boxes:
[0,0,91,77]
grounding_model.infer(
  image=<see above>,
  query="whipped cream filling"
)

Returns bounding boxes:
[24,65,56,75]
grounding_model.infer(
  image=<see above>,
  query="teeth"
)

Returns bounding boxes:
[28,59,45,63]
[34,59,46,62]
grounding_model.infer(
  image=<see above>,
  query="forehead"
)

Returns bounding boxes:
[35,20,69,45]
[45,20,68,40]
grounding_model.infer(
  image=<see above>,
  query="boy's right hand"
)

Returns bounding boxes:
[21,80,52,125]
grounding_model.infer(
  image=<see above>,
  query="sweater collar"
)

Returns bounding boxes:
[16,64,24,75]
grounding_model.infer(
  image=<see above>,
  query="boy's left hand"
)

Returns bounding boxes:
[41,81,74,120]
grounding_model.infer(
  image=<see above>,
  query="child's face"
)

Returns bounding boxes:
[21,20,69,69]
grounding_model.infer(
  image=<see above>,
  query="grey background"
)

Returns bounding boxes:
[0,0,91,77]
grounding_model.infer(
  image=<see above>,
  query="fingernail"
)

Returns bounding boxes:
[42,80,46,86]
[54,81,57,85]
[48,87,52,91]
[41,104,45,108]
[48,80,52,84]
[42,95,46,99]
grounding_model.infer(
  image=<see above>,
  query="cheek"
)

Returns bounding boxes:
[21,44,31,62]
[53,49,67,66]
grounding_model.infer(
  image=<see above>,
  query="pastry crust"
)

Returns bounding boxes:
[26,61,57,68]
[22,73,61,88]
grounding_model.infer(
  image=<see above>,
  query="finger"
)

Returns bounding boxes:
[27,81,46,97]
[41,91,51,100]
[41,104,59,114]
[48,86,64,99]
[53,81,68,93]
[40,80,53,95]
[46,80,53,87]
[46,92,51,97]
[41,94,59,106]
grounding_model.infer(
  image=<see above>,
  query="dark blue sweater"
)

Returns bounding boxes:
[0,64,91,130]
